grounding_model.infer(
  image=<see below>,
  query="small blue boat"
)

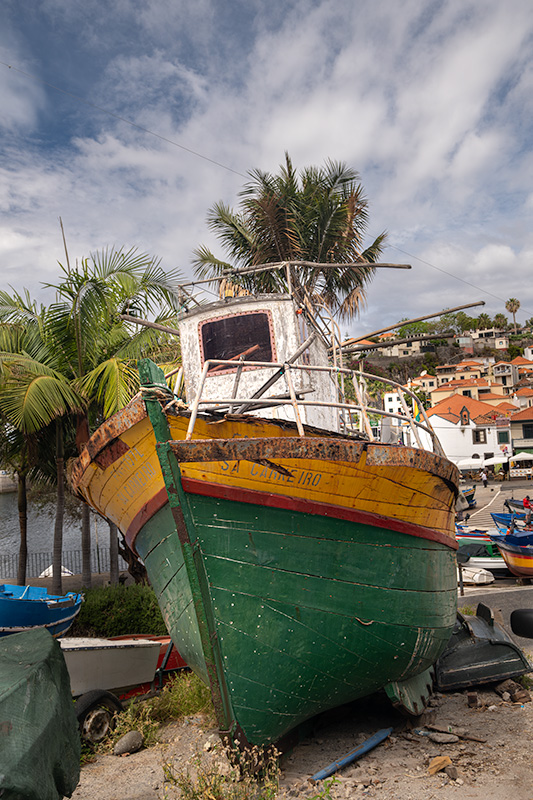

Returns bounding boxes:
[491,511,526,530]
[0,584,83,638]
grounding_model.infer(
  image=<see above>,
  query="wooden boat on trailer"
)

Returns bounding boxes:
[71,268,461,749]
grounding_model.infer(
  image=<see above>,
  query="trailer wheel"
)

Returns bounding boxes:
[75,690,124,743]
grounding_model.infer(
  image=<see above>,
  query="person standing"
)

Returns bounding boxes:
[524,495,532,526]
[480,469,488,488]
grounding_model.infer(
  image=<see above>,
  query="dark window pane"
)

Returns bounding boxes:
[523,424,533,440]
[201,312,274,373]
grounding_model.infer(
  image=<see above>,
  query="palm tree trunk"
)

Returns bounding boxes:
[52,421,64,596]
[109,521,119,585]
[81,502,92,588]
[16,472,27,586]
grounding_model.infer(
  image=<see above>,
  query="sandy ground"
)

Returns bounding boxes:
[71,673,533,800]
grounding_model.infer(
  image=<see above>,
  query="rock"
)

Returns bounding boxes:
[428,756,452,775]
[502,691,511,702]
[428,732,460,744]
[444,765,459,780]
[113,730,143,756]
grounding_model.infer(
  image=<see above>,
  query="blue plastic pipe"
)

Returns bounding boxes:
[310,727,393,783]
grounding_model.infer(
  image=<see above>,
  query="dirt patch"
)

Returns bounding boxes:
[72,681,533,800]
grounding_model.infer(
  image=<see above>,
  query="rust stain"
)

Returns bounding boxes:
[94,437,130,469]
[70,396,147,490]
[167,436,459,486]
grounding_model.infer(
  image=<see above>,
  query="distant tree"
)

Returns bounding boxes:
[454,312,478,333]
[508,344,523,359]
[477,313,492,330]
[397,320,433,337]
[525,317,533,330]
[505,298,520,333]
[493,313,508,330]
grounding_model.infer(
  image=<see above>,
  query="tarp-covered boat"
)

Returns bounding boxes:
[0,584,83,638]
[0,628,80,799]
[71,272,461,748]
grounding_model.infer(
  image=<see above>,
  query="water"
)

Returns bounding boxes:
[0,490,110,556]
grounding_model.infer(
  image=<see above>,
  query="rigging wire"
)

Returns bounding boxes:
[0,60,247,179]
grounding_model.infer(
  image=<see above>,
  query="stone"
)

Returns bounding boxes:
[428,732,460,744]
[113,730,144,756]
[444,765,459,780]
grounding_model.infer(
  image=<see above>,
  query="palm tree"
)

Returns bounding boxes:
[477,313,492,330]
[0,292,83,587]
[493,313,508,330]
[505,298,520,334]
[45,247,183,586]
[193,153,387,320]
[1,249,183,589]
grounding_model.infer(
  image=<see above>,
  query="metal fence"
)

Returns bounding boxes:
[0,548,128,580]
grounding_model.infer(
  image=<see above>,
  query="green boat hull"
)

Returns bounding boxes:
[136,493,457,745]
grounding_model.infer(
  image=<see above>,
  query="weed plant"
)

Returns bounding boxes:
[163,749,340,800]
[89,671,215,757]
[163,746,281,800]
[70,584,167,637]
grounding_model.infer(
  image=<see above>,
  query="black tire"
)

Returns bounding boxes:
[75,690,124,743]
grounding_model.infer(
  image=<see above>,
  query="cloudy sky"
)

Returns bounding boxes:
[1,0,533,337]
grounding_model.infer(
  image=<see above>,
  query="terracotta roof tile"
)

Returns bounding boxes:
[427,393,503,424]
[511,406,533,421]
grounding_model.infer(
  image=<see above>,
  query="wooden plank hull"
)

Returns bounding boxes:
[492,539,533,577]
[134,493,456,744]
[71,390,460,746]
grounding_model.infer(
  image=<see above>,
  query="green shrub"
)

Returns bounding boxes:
[70,584,167,637]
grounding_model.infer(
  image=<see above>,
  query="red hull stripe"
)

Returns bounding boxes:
[182,477,457,550]
[126,488,168,550]
[127,479,457,551]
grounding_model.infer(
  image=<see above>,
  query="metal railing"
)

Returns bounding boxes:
[180,358,443,456]
[0,548,128,580]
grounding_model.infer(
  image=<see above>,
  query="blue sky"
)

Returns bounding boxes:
[1,0,533,337]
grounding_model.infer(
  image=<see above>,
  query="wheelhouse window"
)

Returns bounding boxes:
[200,311,275,374]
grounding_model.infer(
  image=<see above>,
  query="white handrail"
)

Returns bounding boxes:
[180,357,441,453]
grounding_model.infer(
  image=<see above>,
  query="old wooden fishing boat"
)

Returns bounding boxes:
[71,271,460,748]
[0,583,83,638]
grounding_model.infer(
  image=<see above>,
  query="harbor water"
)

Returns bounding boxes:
[0,490,120,578]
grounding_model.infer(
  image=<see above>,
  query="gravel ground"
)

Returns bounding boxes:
[71,677,533,800]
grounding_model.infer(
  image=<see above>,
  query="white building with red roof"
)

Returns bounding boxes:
[427,394,512,464]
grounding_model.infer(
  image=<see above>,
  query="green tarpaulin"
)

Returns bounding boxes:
[0,628,80,799]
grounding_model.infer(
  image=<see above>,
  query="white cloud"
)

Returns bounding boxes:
[1,0,533,332]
